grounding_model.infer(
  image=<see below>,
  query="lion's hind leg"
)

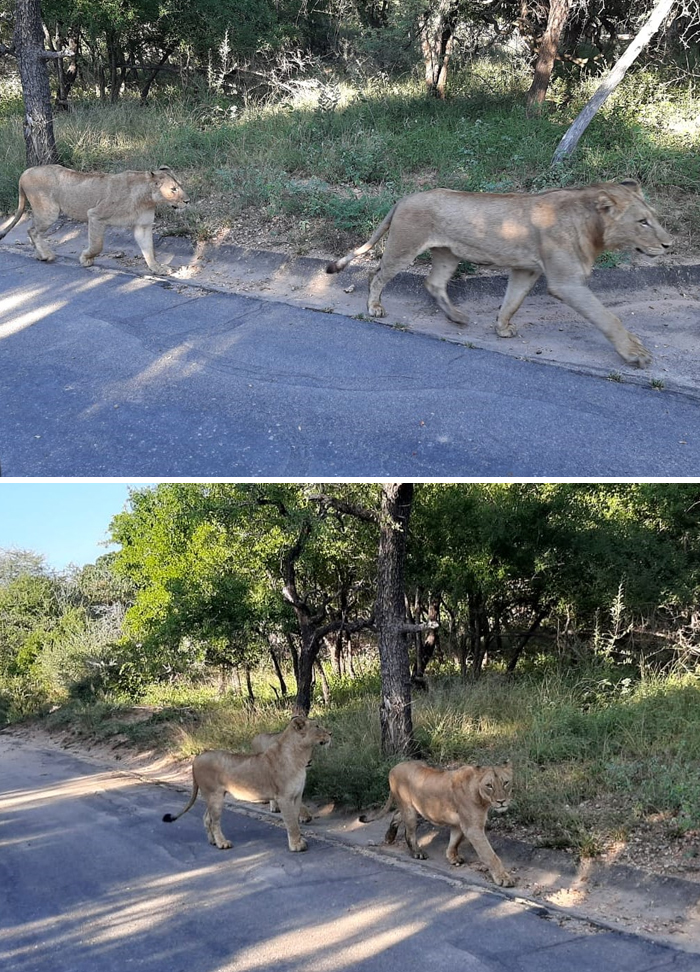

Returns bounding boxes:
[401,805,427,860]
[203,790,232,849]
[80,211,107,268]
[367,237,422,319]
[27,198,61,263]
[425,248,470,326]
[384,808,402,845]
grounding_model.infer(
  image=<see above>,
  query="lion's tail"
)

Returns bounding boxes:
[162,777,199,824]
[325,204,397,274]
[358,792,394,824]
[0,181,28,241]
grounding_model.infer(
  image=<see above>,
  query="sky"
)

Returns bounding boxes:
[0,483,155,571]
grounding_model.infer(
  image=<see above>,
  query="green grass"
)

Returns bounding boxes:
[1,63,698,255]
[27,662,700,856]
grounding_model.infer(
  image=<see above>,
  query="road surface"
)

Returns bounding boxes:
[0,734,697,972]
[1,249,699,476]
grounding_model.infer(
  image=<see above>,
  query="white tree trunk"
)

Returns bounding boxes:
[552,0,677,164]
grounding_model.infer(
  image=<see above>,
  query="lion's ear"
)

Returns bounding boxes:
[290,715,306,731]
[596,190,625,218]
[620,178,641,196]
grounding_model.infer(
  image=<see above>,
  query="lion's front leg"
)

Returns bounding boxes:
[547,274,651,368]
[133,221,170,275]
[446,826,465,866]
[276,796,308,852]
[496,269,541,338]
[461,823,513,887]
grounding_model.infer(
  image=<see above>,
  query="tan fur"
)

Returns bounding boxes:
[360,760,514,886]
[326,180,671,367]
[163,716,330,853]
[0,164,190,274]
[251,729,313,821]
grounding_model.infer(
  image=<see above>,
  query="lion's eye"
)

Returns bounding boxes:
[639,218,649,226]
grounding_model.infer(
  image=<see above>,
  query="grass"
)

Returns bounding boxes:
[31,662,700,857]
[1,62,698,256]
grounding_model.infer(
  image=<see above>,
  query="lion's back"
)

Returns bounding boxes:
[19,165,153,222]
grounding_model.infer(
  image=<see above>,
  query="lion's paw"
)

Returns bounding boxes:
[496,322,518,339]
[494,871,515,887]
[147,262,171,276]
[620,335,652,368]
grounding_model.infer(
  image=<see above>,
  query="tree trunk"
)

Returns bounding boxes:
[285,632,299,683]
[376,483,416,757]
[294,624,319,715]
[414,594,441,677]
[244,666,255,702]
[420,1,457,99]
[14,0,59,165]
[139,46,175,103]
[552,0,676,163]
[268,639,287,697]
[506,607,547,673]
[315,656,331,706]
[526,0,571,113]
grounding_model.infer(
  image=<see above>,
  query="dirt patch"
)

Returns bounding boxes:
[7,722,700,953]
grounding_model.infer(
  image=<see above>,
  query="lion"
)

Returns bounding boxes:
[360,759,514,886]
[0,164,189,274]
[326,180,671,368]
[162,715,330,853]
[251,729,313,821]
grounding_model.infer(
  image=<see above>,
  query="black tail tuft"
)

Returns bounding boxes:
[162,813,175,823]
[326,261,339,274]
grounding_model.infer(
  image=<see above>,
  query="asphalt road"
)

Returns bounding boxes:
[1,249,699,476]
[1,734,697,972]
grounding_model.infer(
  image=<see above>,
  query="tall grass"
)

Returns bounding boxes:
[38,661,700,855]
[1,63,698,253]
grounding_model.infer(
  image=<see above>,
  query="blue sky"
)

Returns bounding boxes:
[0,483,156,571]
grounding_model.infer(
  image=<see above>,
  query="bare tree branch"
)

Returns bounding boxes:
[552,0,678,163]
[308,493,379,524]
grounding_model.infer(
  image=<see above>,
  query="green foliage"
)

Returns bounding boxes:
[108,483,379,691]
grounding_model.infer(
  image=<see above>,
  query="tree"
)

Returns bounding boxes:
[526,0,572,112]
[110,483,378,707]
[552,0,678,163]
[11,0,60,164]
[419,0,459,98]
[375,483,417,756]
